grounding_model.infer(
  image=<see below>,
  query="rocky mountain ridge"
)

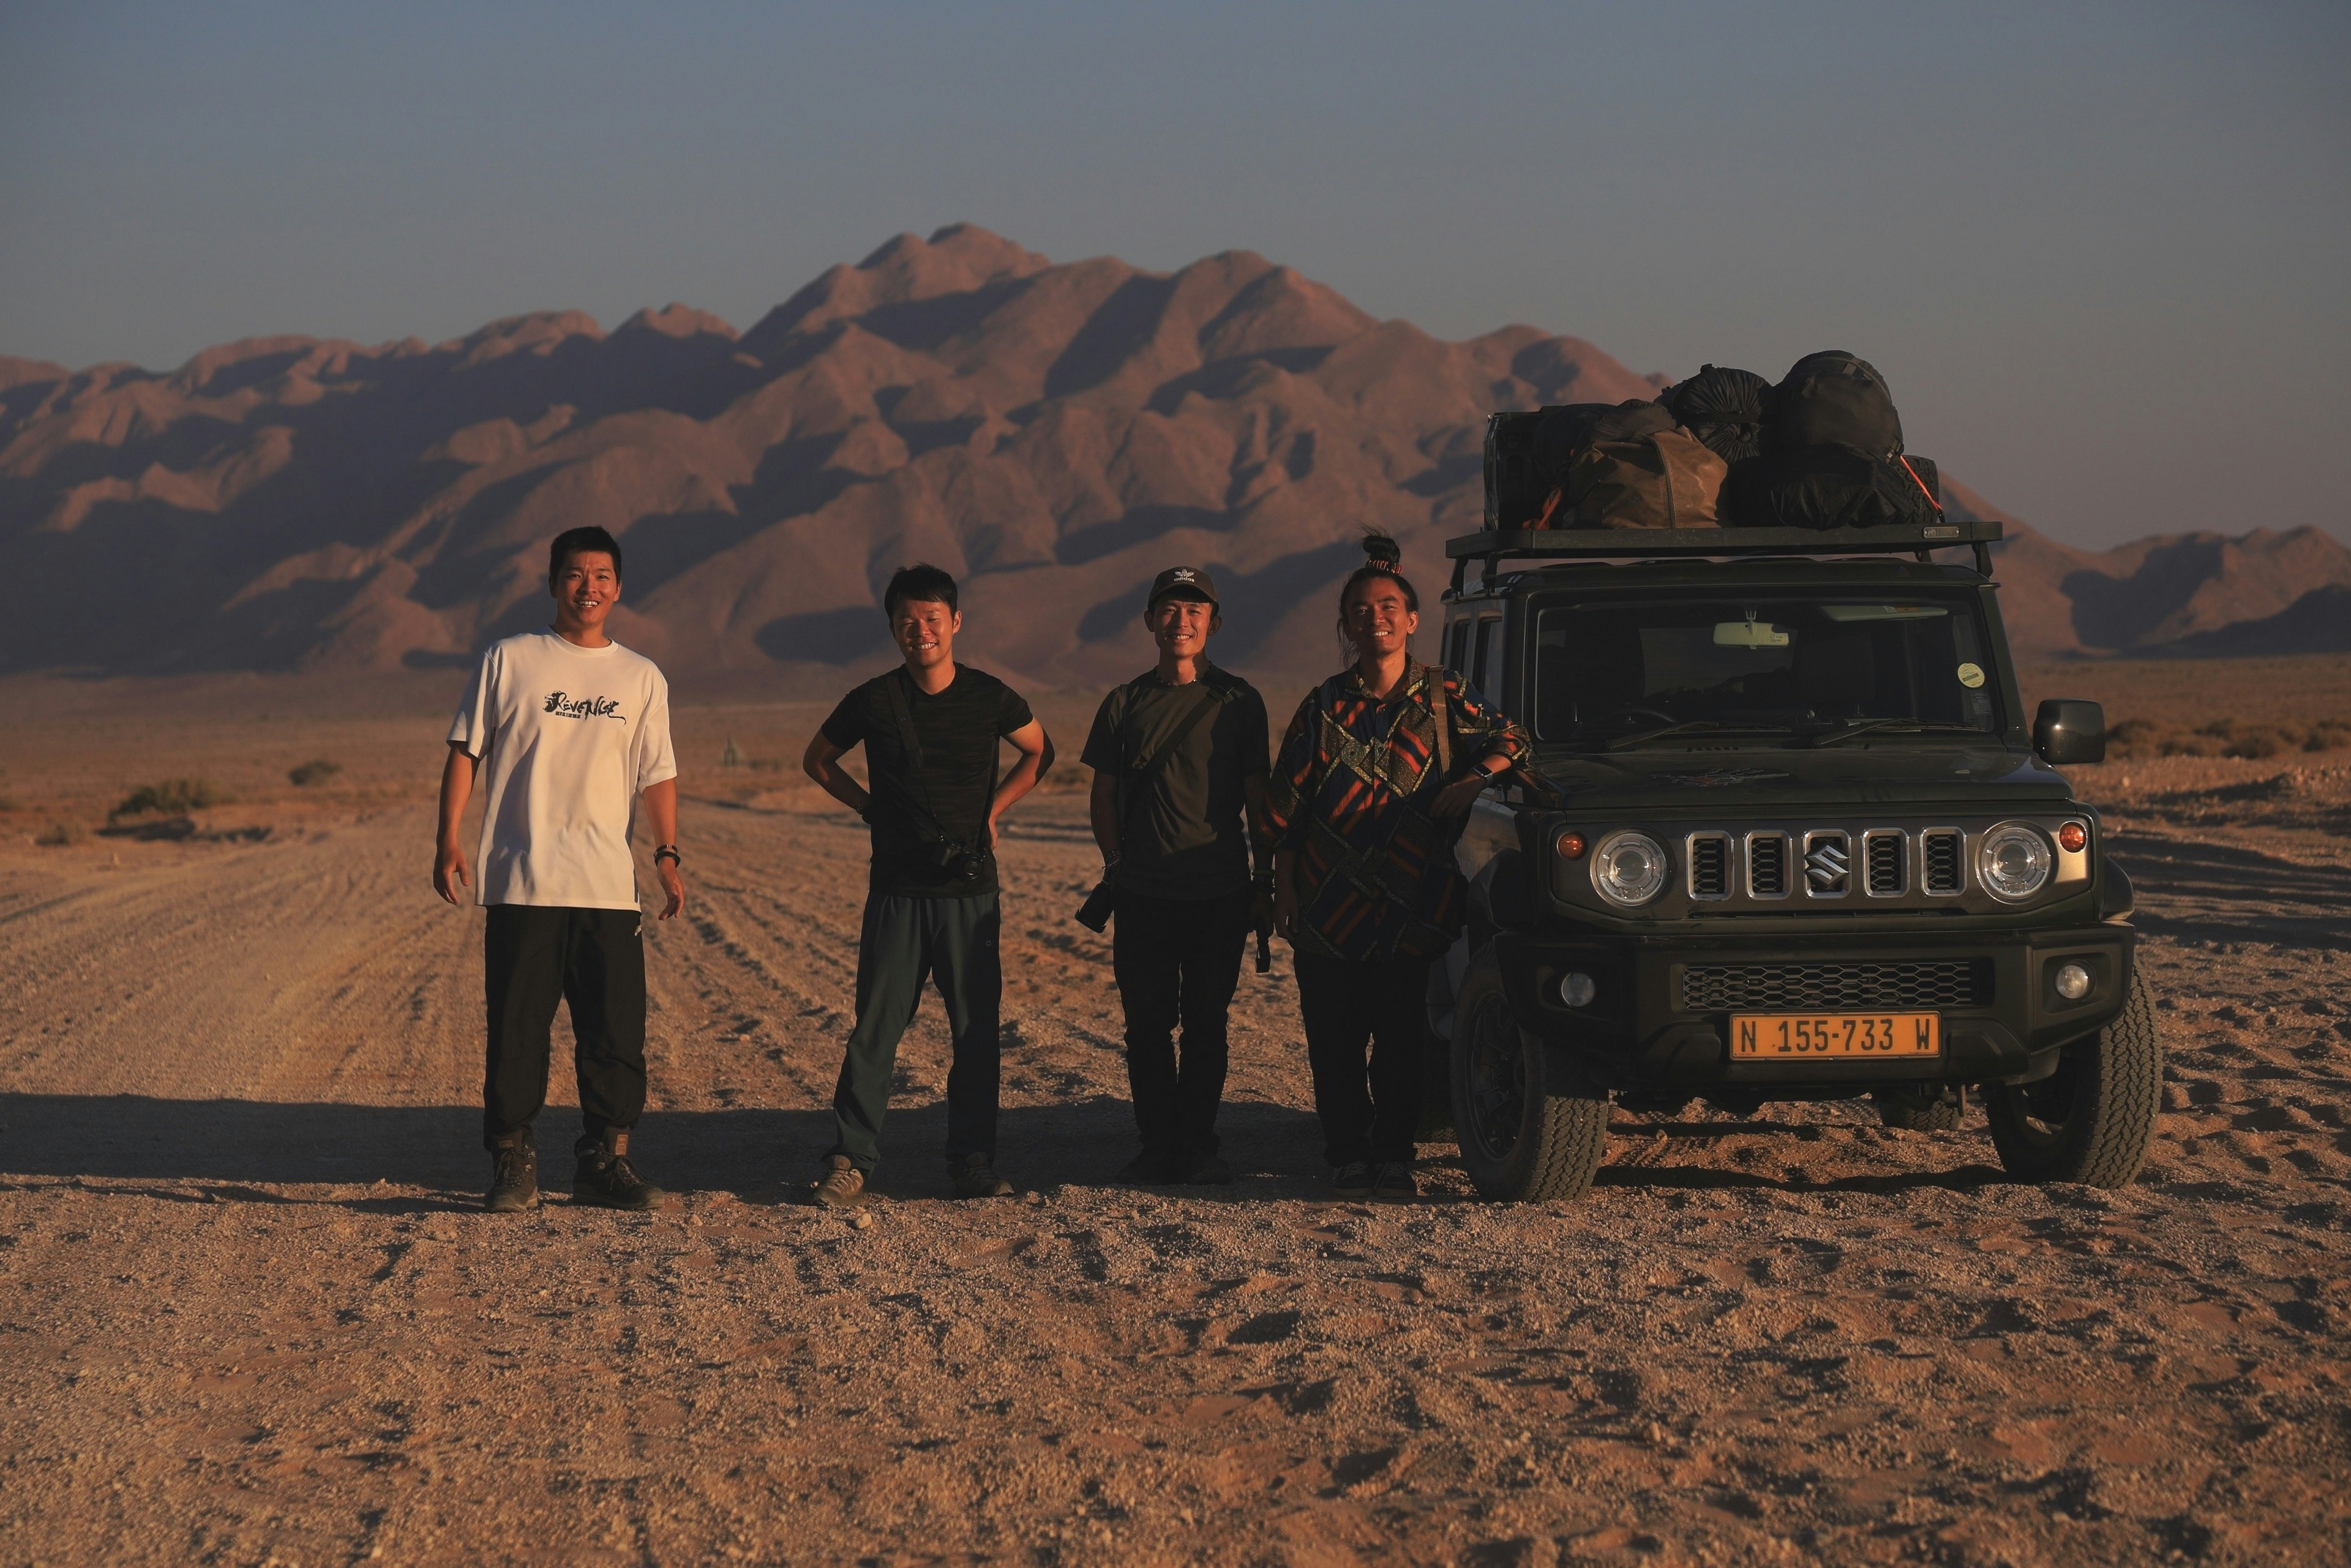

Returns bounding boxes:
[4,224,2345,687]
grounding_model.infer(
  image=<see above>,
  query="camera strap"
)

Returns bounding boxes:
[882,668,970,852]
[1116,675,1224,851]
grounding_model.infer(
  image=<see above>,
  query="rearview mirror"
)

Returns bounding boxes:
[1714,620,1790,648]
[2034,699,2105,765]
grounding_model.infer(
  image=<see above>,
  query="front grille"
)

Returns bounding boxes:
[1804,831,1850,896]
[1689,833,1730,899]
[1922,830,1963,895]
[1682,959,1992,1011]
[1747,833,1788,897]
[1865,831,1905,896]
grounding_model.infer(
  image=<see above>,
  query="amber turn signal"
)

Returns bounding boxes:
[2058,822,2087,853]
[1555,830,1588,860]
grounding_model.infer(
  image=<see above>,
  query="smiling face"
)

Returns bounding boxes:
[890,595,959,672]
[549,550,620,641]
[1342,576,1418,660]
[1148,595,1217,661]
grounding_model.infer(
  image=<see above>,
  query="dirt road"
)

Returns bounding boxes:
[2,762,2347,1566]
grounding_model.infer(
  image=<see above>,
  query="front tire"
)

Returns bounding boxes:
[1450,948,1610,1201]
[1987,967,2162,1188]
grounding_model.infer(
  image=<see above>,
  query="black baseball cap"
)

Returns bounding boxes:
[1145,565,1218,609]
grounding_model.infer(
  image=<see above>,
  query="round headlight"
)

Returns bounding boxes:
[1558,971,1597,1008]
[2055,962,2091,1001]
[1591,830,1669,907]
[1978,823,2052,902]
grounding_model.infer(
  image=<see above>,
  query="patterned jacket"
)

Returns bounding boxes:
[1265,659,1532,962]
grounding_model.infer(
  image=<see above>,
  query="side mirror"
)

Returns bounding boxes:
[2034,699,2106,765]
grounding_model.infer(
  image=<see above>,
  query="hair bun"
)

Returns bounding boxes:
[1361,533,1402,568]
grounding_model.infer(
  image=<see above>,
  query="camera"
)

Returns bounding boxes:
[1074,869,1117,933]
[920,836,987,882]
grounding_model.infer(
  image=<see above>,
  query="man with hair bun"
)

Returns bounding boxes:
[1265,534,1531,1201]
[435,524,684,1214]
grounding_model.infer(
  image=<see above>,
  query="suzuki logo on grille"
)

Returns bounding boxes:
[1805,837,1849,891]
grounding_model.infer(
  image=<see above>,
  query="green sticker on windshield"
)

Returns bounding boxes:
[1957,662,1985,689]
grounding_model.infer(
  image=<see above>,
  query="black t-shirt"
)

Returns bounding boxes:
[821,665,1035,898]
[1081,665,1270,900]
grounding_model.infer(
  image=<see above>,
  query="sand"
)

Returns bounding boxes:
[1,691,2347,1566]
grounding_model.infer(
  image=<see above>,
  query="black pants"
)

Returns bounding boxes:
[1112,886,1250,1160]
[830,892,1001,1174]
[1295,948,1433,1167]
[483,905,647,1150]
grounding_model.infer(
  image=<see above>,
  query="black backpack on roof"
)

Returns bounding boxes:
[1662,366,1769,465]
[1763,350,1905,460]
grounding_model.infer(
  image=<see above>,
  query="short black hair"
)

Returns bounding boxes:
[883,563,958,619]
[549,525,623,581]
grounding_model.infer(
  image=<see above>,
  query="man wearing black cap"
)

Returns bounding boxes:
[1081,566,1272,1185]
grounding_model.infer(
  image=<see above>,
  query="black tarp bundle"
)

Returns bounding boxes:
[1662,365,1769,465]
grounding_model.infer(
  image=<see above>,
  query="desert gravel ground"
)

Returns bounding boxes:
[2,751,2347,1567]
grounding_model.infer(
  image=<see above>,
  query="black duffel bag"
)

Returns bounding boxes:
[1728,443,1944,531]
[1530,399,1677,492]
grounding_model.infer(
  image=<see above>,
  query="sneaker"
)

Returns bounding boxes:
[1332,1160,1375,1199]
[1176,1151,1233,1186]
[1372,1161,1419,1202]
[950,1152,1013,1199]
[572,1130,667,1212]
[813,1154,866,1209]
[485,1135,538,1214]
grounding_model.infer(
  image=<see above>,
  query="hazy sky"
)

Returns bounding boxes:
[3,2,2344,548]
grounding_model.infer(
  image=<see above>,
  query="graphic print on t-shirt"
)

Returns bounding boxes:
[544,691,628,721]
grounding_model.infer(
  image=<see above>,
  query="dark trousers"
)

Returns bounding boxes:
[482,905,647,1150]
[1112,886,1250,1159]
[1295,948,1433,1167]
[831,892,1001,1174]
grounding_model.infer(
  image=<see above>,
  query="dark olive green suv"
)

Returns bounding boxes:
[1434,519,2159,1201]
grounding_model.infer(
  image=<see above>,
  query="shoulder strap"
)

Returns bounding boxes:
[1116,680,1224,838]
[1421,662,1453,780]
[880,670,952,841]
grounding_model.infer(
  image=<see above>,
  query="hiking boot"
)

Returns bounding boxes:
[1332,1160,1375,1199]
[1176,1150,1233,1186]
[485,1134,538,1214]
[813,1155,866,1209]
[572,1129,667,1212]
[950,1152,1013,1200]
[1372,1160,1419,1202]
[1117,1148,1179,1186]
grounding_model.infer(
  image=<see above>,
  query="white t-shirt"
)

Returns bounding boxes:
[447,630,677,909]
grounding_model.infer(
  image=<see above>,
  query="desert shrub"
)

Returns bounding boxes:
[2223,729,2291,760]
[288,759,343,787]
[34,822,82,847]
[111,778,218,819]
[2304,721,2351,753]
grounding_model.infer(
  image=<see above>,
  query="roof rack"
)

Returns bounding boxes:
[1444,519,2003,595]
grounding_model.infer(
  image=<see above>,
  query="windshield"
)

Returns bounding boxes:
[1531,593,2001,746]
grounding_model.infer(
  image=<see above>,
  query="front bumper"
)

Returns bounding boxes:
[1493,923,2133,1091]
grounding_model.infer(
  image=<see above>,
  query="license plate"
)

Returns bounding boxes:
[1730,1012,1940,1059]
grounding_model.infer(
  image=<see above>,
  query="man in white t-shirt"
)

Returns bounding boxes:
[434,525,685,1214]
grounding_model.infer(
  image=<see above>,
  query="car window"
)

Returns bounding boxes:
[1471,618,1498,692]
[1532,594,2000,743]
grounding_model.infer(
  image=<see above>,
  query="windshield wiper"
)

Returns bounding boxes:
[1805,720,1986,748]
[1602,720,1794,752]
